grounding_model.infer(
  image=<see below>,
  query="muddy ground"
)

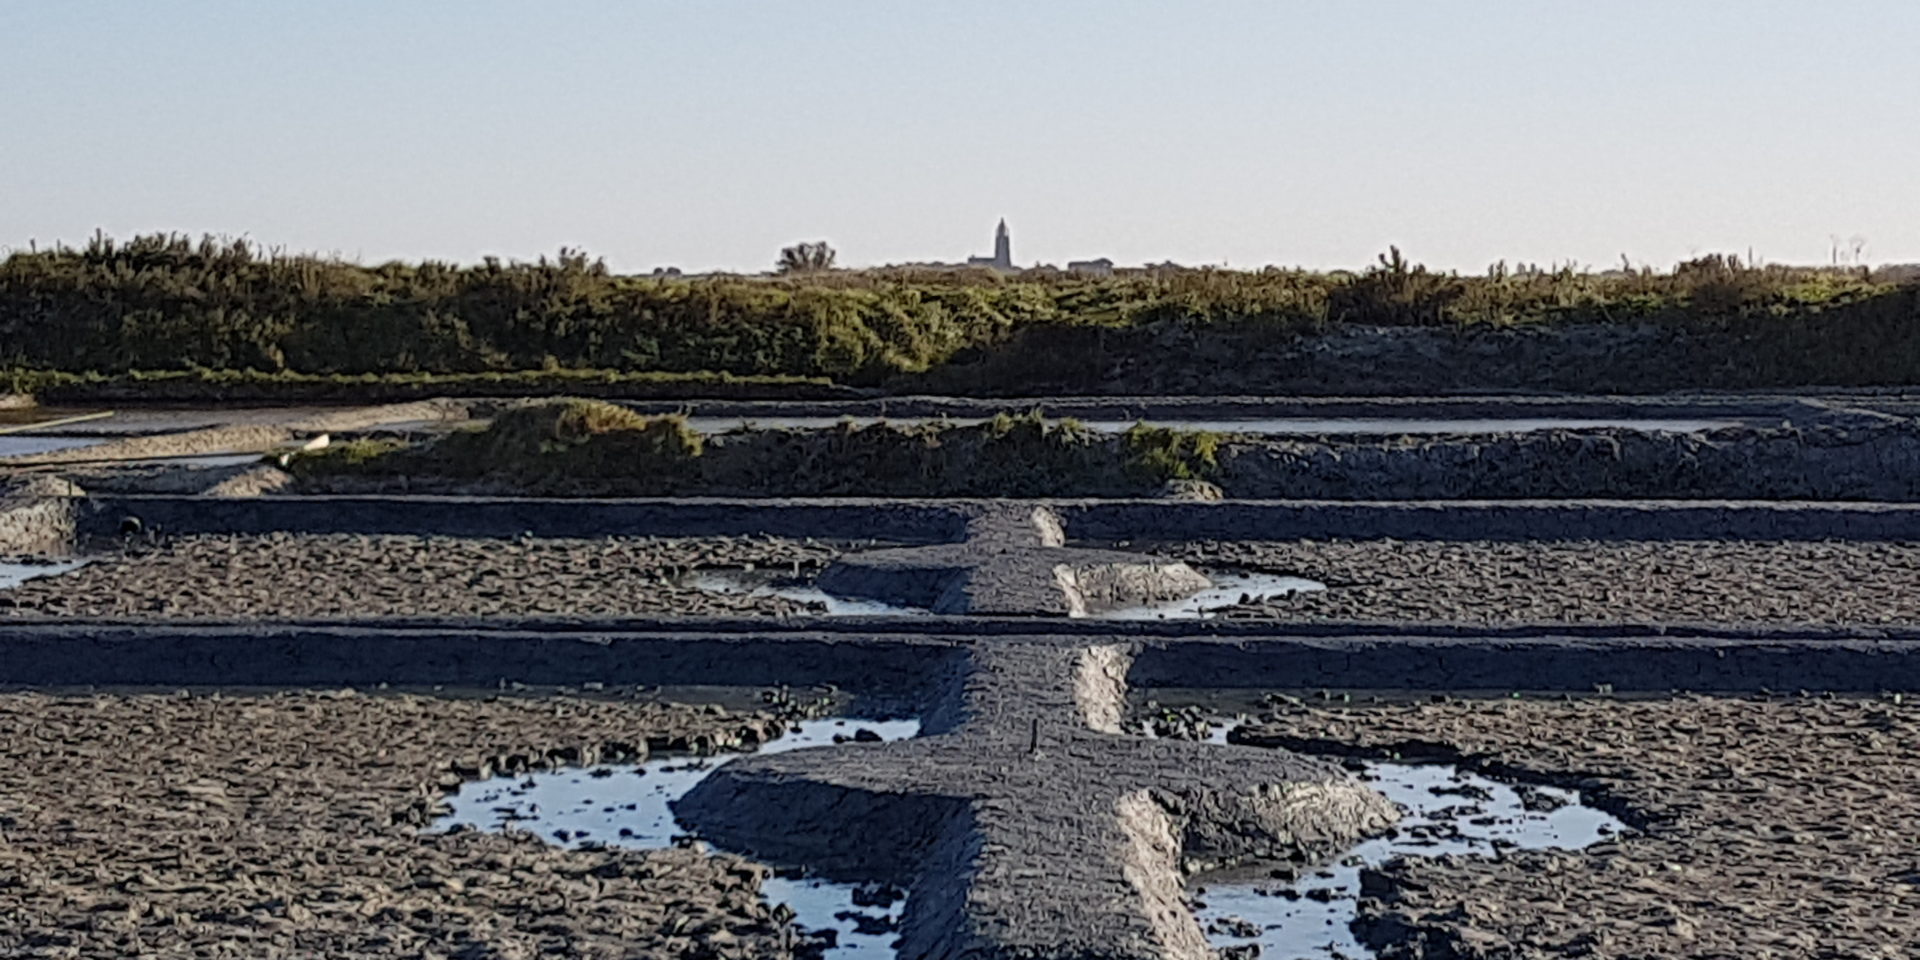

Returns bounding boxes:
[10,534,1920,625]
[0,690,824,960]
[1234,695,1920,959]
[0,534,845,619]
[1160,538,1920,624]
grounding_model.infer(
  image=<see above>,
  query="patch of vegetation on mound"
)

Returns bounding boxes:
[1122,424,1222,482]
[298,438,407,473]
[292,405,1229,496]
[292,400,704,483]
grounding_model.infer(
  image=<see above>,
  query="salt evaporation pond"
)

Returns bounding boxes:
[685,416,1738,436]
[0,560,89,589]
[0,435,106,458]
[688,568,1324,619]
[446,715,1622,958]
[1193,758,1625,959]
[440,717,921,959]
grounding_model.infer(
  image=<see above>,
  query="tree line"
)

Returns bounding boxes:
[0,234,1910,386]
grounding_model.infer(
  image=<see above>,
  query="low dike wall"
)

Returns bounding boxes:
[70,495,1920,543]
[4,619,1920,693]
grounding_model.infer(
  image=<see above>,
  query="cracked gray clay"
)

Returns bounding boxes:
[675,640,1398,960]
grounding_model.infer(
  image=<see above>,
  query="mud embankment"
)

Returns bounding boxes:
[291,415,1920,500]
[1214,417,1920,500]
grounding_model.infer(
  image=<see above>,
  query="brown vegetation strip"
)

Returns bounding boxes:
[0,691,806,959]
[1239,696,1920,959]
[1163,539,1920,624]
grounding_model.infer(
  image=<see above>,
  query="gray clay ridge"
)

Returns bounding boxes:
[817,506,1211,615]
[676,640,1397,960]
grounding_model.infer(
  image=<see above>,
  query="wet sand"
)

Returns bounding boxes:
[0,534,844,619]
[0,690,812,960]
[1236,695,1920,959]
[1160,538,1920,624]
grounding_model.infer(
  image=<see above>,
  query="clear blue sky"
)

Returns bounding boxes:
[2,1,1913,273]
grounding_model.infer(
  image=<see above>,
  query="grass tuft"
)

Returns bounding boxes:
[1122,424,1222,482]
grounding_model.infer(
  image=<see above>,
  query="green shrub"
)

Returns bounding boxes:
[435,400,703,477]
[7,234,1911,391]
[286,438,408,477]
[1122,424,1221,482]
[301,399,707,483]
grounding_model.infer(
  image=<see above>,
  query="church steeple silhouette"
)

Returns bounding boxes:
[967,219,1016,271]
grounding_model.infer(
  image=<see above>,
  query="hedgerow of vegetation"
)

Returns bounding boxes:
[4,234,1914,394]
[291,402,1213,496]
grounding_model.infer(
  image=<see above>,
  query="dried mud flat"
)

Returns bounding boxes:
[0,690,818,960]
[0,533,845,619]
[1161,539,1920,624]
[14,533,1920,626]
[1237,695,1920,959]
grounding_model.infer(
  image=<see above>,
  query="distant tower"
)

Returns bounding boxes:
[966,219,1017,272]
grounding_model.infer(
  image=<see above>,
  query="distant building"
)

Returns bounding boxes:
[1066,258,1114,278]
[967,219,1015,272]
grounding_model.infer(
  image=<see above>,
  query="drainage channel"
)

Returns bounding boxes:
[687,568,1325,620]
[439,717,922,958]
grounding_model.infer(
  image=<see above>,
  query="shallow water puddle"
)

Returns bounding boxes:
[686,569,929,616]
[0,560,89,589]
[688,568,1323,619]
[0,435,106,457]
[1193,755,1625,960]
[685,416,1739,436]
[440,717,921,958]
[1094,571,1324,621]
[160,453,267,468]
